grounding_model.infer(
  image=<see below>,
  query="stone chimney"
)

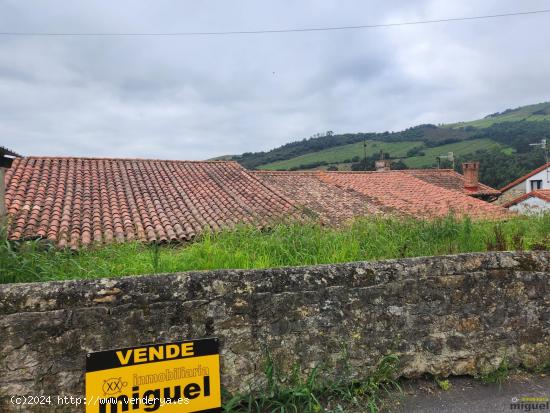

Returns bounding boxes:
[462,162,480,190]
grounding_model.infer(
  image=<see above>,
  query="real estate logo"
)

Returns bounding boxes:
[85,338,221,413]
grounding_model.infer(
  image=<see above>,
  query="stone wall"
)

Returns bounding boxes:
[1,251,550,411]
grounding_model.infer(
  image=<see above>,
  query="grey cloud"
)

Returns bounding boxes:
[0,0,549,159]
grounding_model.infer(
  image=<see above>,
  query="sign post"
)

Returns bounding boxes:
[85,338,221,413]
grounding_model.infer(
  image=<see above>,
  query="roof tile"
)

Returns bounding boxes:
[4,158,510,248]
[321,171,509,219]
[401,169,500,197]
[5,158,301,247]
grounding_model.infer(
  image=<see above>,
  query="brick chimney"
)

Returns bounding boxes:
[462,162,480,190]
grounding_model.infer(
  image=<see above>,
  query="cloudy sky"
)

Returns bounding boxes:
[1,0,549,159]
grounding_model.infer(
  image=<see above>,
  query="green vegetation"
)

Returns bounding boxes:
[443,146,548,189]
[474,355,550,385]
[402,138,506,168]
[223,354,400,413]
[259,137,516,174]
[260,141,422,170]
[434,378,452,391]
[2,215,549,284]
[350,152,407,171]
[233,125,473,169]
[533,358,550,374]
[478,358,510,385]
[464,119,550,153]
[447,102,550,129]
[229,102,550,189]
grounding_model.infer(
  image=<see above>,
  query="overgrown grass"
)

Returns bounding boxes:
[533,359,550,374]
[223,354,401,413]
[1,215,549,284]
[476,355,550,383]
[479,358,510,385]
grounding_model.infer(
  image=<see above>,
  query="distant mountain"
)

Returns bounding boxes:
[228,102,550,188]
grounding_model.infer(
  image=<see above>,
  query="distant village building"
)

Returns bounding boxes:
[497,162,550,212]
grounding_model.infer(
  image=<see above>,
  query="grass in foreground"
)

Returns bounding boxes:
[1,215,549,284]
[223,354,400,413]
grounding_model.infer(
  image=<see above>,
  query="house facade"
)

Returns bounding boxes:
[503,190,550,215]
[497,162,550,205]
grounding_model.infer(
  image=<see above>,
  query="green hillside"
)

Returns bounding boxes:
[233,125,474,169]
[403,139,508,168]
[229,101,550,188]
[261,140,422,170]
[260,138,509,171]
[447,102,550,128]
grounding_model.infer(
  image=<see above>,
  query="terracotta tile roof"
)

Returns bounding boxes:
[502,189,550,208]
[4,158,511,248]
[4,157,301,248]
[320,171,510,220]
[500,162,550,192]
[251,171,391,224]
[401,169,500,197]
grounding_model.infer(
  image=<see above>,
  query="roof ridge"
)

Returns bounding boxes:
[501,189,550,207]
[253,168,456,175]
[21,156,241,164]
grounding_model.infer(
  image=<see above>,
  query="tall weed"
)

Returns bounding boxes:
[1,214,549,284]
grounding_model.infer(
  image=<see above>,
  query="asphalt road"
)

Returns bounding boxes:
[394,374,550,413]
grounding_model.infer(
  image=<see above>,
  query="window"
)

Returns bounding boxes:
[530,180,543,191]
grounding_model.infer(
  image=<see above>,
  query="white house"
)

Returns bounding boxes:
[503,190,550,215]
[498,162,550,206]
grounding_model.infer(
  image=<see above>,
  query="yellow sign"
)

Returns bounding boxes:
[85,338,221,413]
